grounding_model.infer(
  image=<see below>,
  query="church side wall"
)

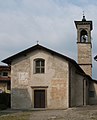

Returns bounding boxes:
[69,63,85,107]
[69,63,76,106]
[11,50,69,109]
[89,82,97,105]
[75,74,85,106]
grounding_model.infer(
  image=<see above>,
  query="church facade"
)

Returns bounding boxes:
[2,16,97,109]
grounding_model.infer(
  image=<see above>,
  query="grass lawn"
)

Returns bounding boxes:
[0,112,31,120]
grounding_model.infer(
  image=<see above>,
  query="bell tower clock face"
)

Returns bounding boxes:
[74,15,93,77]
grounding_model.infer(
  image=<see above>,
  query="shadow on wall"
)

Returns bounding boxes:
[11,88,32,109]
[0,93,11,110]
[89,81,97,105]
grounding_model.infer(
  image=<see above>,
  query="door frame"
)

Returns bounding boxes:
[31,86,48,108]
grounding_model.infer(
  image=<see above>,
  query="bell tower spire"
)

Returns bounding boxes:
[82,11,86,22]
[74,15,93,77]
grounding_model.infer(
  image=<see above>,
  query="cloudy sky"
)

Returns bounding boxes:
[0,0,97,79]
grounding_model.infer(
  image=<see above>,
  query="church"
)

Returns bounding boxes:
[2,15,97,109]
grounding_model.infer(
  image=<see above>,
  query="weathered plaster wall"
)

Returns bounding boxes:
[11,50,69,109]
[75,74,85,106]
[69,63,86,107]
[11,56,31,109]
[30,50,69,109]
[89,82,97,105]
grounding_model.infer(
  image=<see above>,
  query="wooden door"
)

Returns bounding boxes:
[34,90,45,108]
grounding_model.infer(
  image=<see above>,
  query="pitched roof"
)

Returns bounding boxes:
[2,44,85,74]
[0,65,11,71]
[74,20,93,30]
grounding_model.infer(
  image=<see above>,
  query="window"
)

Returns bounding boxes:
[0,72,8,77]
[89,91,95,97]
[3,72,8,76]
[34,59,45,74]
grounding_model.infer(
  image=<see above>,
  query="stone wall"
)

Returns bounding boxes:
[78,43,92,76]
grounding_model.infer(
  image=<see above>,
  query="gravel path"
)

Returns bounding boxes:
[1,106,97,120]
[29,106,97,120]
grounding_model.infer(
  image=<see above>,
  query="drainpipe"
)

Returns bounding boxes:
[83,78,85,105]
[83,78,87,106]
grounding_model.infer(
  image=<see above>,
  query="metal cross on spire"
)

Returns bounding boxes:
[83,11,85,16]
[82,11,86,21]
[37,40,39,45]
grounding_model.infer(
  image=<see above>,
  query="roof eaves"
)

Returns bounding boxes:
[1,44,39,64]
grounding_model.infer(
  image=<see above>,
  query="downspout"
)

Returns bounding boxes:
[83,78,84,105]
[83,77,86,106]
[68,62,71,107]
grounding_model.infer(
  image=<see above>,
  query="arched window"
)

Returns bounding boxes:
[80,30,88,42]
[34,59,45,74]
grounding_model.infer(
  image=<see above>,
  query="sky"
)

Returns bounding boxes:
[0,0,97,79]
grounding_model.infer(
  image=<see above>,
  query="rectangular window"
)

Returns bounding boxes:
[34,59,45,74]
[89,91,95,97]
[3,72,8,76]
[0,72,8,77]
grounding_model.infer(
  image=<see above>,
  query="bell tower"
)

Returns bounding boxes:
[74,15,93,77]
